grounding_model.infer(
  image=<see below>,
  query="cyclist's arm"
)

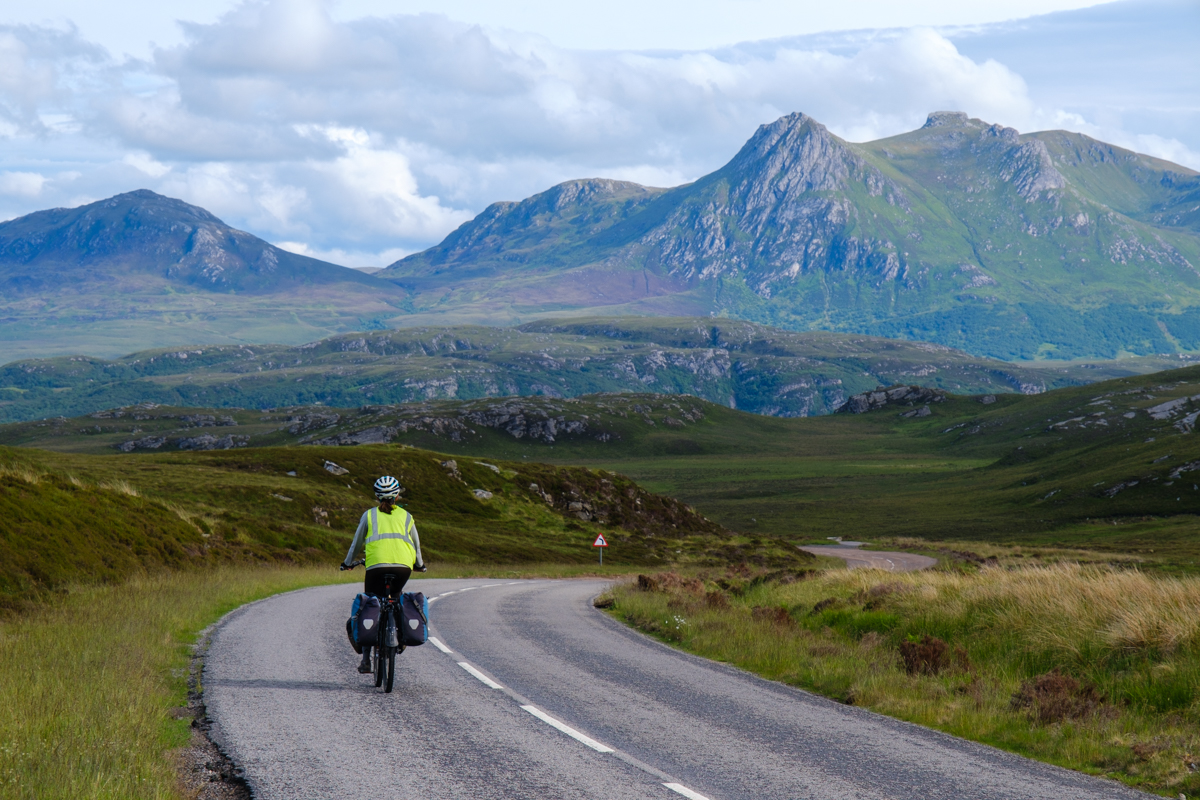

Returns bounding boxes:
[410,517,426,570]
[342,511,370,568]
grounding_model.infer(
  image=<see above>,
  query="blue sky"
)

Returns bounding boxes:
[0,0,1196,266]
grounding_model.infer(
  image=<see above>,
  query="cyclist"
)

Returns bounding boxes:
[341,475,426,673]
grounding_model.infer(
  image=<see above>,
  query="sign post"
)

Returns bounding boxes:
[592,533,608,565]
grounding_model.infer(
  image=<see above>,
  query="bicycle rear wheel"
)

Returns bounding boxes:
[384,647,395,693]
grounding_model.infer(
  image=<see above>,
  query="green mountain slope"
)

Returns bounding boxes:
[3,316,1193,424]
[0,440,805,605]
[0,190,409,360]
[380,112,1200,360]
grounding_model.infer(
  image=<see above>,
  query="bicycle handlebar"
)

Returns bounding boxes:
[340,559,365,571]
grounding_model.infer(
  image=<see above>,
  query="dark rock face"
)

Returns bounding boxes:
[838,385,948,414]
[0,190,387,294]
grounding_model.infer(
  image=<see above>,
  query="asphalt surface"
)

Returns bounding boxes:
[204,579,1151,800]
[799,546,938,572]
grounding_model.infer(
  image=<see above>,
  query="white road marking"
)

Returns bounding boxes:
[429,637,453,654]
[520,705,614,753]
[458,662,503,689]
[663,783,712,800]
[458,587,477,592]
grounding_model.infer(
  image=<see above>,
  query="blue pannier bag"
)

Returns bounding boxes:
[400,592,428,646]
[347,593,381,651]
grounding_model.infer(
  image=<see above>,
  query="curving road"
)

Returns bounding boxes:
[799,546,937,572]
[204,579,1149,800]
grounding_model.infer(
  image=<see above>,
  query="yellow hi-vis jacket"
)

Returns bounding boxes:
[364,506,418,569]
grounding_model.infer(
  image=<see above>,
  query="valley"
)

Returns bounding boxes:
[3,315,1195,425]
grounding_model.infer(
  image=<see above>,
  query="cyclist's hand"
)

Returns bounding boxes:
[415,564,428,573]
[338,563,348,571]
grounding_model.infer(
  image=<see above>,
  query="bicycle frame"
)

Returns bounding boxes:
[370,572,407,692]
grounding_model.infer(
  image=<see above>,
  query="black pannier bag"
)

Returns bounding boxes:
[400,592,428,646]
[350,593,382,648]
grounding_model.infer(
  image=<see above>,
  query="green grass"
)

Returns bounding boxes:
[0,566,354,799]
[606,564,1200,797]
[11,363,1200,572]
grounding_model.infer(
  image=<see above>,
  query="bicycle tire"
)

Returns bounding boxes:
[384,647,395,693]
[374,636,385,687]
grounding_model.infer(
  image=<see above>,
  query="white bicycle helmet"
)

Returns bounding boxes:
[373,475,402,500]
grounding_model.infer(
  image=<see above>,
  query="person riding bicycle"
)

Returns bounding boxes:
[341,475,426,673]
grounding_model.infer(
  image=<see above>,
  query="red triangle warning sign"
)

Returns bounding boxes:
[592,534,608,547]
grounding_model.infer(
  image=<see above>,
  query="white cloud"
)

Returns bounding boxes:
[274,240,410,268]
[0,0,1194,264]
[0,170,47,197]
[122,151,170,177]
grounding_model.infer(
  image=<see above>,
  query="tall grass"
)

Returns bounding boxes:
[609,564,1200,796]
[0,566,356,799]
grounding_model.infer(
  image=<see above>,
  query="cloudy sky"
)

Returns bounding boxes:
[1,0,1196,266]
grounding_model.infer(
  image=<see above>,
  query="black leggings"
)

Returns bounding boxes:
[364,566,411,599]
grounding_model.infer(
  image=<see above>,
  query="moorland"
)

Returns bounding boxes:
[6,362,1200,796]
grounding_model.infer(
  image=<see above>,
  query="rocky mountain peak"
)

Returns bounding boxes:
[922,111,970,128]
[544,178,653,210]
[724,112,855,195]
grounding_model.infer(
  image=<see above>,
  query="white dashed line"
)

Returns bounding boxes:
[458,662,503,689]
[433,586,711,800]
[520,705,613,753]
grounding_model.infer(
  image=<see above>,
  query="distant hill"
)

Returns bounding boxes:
[1,316,1194,425]
[380,112,1200,360]
[0,190,408,360]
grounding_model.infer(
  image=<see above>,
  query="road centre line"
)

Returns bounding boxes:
[520,705,614,753]
[428,636,453,654]
[435,626,712,798]
[458,661,504,689]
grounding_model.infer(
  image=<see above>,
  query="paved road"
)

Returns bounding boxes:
[205,579,1149,800]
[800,546,937,572]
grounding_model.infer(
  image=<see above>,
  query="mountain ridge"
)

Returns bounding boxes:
[0,189,386,294]
[380,111,1200,360]
[0,190,411,360]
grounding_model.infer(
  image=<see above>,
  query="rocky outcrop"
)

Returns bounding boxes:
[837,385,948,414]
[1000,140,1066,201]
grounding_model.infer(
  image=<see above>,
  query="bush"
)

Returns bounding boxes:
[899,634,950,675]
[1011,670,1104,724]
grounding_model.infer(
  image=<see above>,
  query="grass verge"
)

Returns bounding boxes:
[604,564,1200,797]
[0,566,352,799]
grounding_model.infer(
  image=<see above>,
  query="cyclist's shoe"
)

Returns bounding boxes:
[357,648,372,673]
